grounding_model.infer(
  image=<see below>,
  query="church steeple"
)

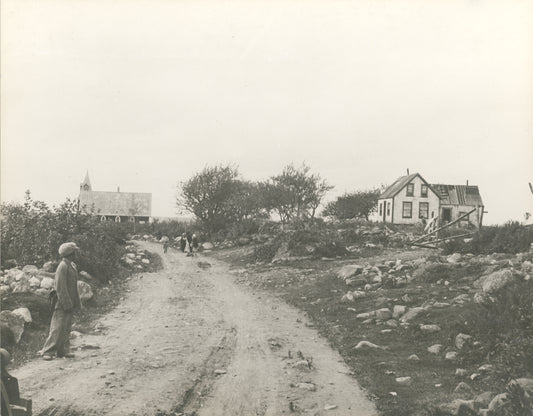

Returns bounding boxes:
[80,171,92,192]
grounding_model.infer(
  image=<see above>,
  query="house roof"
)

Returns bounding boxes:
[79,191,152,217]
[431,184,483,206]
[379,173,438,199]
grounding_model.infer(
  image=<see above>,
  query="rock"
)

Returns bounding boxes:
[40,277,54,289]
[515,378,533,396]
[337,265,364,280]
[420,324,441,333]
[428,344,443,354]
[35,288,50,298]
[445,351,458,360]
[477,364,493,373]
[324,404,338,411]
[79,271,94,281]
[297,382,316,391]
[141,259,151,265]
[470,373,480,381]
[474,392,493,408]
[12,279,31,293]
[439,399,476,415]
[432,302,451,308]
[0,311,26,343]
[372,275,383,284]
[0,285,11,296]
[293,360,311,370]
[214,369,226,375]
[488,393,508,412]
[451,294,470,305]
[385,319,399,328]
[77,281,94,302]
[202,242,214,250]
[447,253,462,264]
[350,290,366,299]
[375,308,392,321]
[456,368,468,377]
[237,237,251,246]
[399,307,425,323]
[12,307,32,323]
[345,277,366,287]
[341,293,355,303]
[474,269,514,295]
[455,333,473,350]
[408,354,420,361]
[29,276,41,287]
[42,261,56,272]
[392,305,407,319]
[354,341,385,350]
[22,265,39,276]
[454,382,474,395]
[396,377,412,386]
[356,313,372,320]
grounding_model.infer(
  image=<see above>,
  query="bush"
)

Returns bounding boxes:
[443,222,533,255]
[1,193,126,280]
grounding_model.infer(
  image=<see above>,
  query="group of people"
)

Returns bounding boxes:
[163,232,198,255]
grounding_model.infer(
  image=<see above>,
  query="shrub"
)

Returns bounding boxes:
[443,222,533,255]
[1,193,126,280]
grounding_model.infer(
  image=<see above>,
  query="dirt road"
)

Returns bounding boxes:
[14,242,377,416]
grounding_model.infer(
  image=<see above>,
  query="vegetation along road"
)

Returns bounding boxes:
[14,241,377,416]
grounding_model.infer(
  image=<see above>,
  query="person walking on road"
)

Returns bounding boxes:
[41,242,81,360]
[179,234,187,253]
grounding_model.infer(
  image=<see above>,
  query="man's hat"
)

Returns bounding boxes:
[58,242,80,257]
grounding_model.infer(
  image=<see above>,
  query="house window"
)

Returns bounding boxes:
[100,216,106,222]
[406,183,414,197]
[379,202,382,216]
[387,202,391,216]
[421,184,428,197]
[115,216,121,223]
[402,202,412,218]
[129,216,135,223]
[459,211,470,224]
[419,202,429,219]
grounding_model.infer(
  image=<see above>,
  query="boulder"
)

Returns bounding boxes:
[341,293,355,303]
[474,269,514,295]
[42,261,57,272]
[395,377,412,386]
[22,265,39,276]
[77,281,94,302]
[0,285,11,296]
[420,324,441,333]
[40,277,54,289]
[455,333,473,350]
[237,237,251,246]
[141,259,151,264]
[345,277,366,287]
[488,393,508,412]
[202,242,214,250]
[0,311,26,343]
[454,382,474,395]
[445,351,458,360]
[447,253,462,264]
[12,307,32,323]
[456,369,468,377]
[375,308,392,321]
[29,276,41,288]
[439,400,476,415]
[12,278,31,293]
[408,354,420,361]
[79,271,94,281]
[35,288,50,298]
[451,294,470,304]
[515,378,533,396]
[392,305,407,319]
[474,392,493,408]
[337,265,364,280]
[399,307,425,323]
[354,341,385,350]
[428,344,443,354]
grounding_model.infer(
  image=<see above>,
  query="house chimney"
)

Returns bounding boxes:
[407,168,410,175]
[466,180,469,187]
[117,186,120,193]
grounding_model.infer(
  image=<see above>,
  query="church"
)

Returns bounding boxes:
[78,172,152,223]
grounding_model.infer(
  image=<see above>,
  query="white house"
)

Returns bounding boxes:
[371,173,484,227]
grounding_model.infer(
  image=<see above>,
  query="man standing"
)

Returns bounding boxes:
[41,242,81,360]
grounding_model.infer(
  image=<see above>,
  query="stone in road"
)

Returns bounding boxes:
[14,242,377,416]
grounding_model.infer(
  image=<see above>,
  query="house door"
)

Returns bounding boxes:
[382,202,387,222]
[442,208,452,223]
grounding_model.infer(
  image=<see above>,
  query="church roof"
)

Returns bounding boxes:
[79,191,151,217]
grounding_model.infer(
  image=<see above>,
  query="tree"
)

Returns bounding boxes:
[178,165,241,233]
[263,163,333,224]
[323,189,381,221]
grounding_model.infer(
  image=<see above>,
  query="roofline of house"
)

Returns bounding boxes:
[379,173,441,200]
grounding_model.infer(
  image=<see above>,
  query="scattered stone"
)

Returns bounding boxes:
[42,261,56,272]
[488,393,508,412]
[22,265,39,276]
[0,311,25,343]
[408,354,420,361]
[392,305,407,319]
[474,269,514,295]
[297,382,316,391]
[354,341,385,350]
[420,324,441,333]
[451,294,470,305]
[324,404,338,411]
[356,313,372,320]
[477,364,494,373]
[396,377,412,386]
[375,308,392,321]
[455,369,468,377]
[445,352,458,360]
[385,319,398,328]
[447,253,462,264]
[454,382,474,395]
[337,265,364,280]
[214,369,226,375]
[77,281,94,302]
[12,308,32,323]
[293,360,311,370]
[515,378,533,395]
[427,344,443,354]
[455,333,473,350]
[29,276,41,288]
[399,307,425,323]
[35,288,50,298]
[79,271,94,281]
[474,392,493,408]
[432,302,450,308]
[40,277,54,289]
[470,373,480,381]
[141,259,150,265]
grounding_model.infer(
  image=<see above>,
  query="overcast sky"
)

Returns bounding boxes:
[1,0,532,224]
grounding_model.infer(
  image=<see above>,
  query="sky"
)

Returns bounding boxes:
[1,0,532,224]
